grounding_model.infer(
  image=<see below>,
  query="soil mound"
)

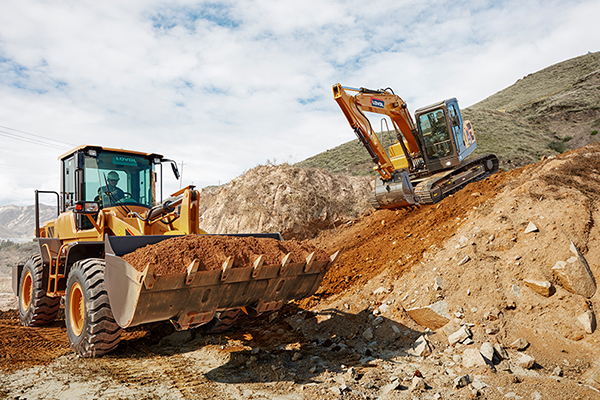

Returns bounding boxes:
[197,163,372,240]
[122,234,330,275]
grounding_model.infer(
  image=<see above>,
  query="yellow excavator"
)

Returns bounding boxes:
[333,84,499,209]
[13,145,338,357]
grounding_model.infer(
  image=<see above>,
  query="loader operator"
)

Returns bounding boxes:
[97,171,125,207]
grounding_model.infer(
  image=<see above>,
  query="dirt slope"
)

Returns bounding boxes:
[197,163,372,240]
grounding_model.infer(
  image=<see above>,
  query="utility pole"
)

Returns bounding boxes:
[179,160,185,189]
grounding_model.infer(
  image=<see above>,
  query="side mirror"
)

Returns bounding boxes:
[162,159,180,180]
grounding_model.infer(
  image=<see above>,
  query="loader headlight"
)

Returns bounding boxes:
[74,201,100,214]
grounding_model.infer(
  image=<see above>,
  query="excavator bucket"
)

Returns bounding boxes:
[103,234,339,330]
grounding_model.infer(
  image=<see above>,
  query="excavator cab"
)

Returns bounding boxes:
[414,98,477,173]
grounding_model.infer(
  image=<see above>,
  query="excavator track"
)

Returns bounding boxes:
[414,154,499,204]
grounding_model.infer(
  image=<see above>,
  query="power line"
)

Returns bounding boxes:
[0,125,74,150]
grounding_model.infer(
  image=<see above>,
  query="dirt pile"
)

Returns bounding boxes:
[197,163,372,240]
[122,234,330,274]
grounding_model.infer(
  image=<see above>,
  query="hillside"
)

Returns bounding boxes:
[298,51,600,174]
[0,204,57,241]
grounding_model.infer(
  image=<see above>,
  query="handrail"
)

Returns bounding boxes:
[35,190,60,238]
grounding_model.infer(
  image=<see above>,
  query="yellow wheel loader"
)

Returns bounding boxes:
[333,84,499,209]
[12,145,338,357]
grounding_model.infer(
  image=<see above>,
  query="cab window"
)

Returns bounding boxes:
[419,109,454,160]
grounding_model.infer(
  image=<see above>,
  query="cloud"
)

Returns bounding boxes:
[0,0,598,206]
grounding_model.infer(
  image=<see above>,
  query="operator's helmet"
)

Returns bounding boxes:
[107,171,120,181]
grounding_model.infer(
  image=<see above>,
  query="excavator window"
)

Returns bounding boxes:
[418,109,454,160]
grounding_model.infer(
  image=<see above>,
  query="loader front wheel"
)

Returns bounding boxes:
[18,255,60,326]
[65,258,122,357]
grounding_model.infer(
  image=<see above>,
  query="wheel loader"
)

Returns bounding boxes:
[332,84,499,209]
[12,145,338,357]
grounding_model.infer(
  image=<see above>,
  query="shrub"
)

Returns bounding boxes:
[592,130,598,136]
[548,140,567,153]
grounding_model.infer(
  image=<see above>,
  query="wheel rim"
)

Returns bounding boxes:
[69,282,85,336]
[21,271,33,310]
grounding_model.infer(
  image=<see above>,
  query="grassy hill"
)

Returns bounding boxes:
[297,51,600,174]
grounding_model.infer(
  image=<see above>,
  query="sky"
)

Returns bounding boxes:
[0,0,599,206]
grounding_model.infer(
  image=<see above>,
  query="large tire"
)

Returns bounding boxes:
[65,258,122,357]
[202,309,241,334]
[18,255,60,326]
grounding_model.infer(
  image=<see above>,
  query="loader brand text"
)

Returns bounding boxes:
[371,98,385,108]
[113,156,138,166]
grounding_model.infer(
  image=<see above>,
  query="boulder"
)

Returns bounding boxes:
[494,343,509,361]
[552,241,597,298]
[407,300,451,330]
[448,326,472,346]
[462,348,487,368]
[510,338,529,351]
[577,310,597,334]
[480,342,495,363]
[523,279,553,297]
[516,354,535,369]
[524,222,539,233]
[414,335,432,357]
[409,376,426,392]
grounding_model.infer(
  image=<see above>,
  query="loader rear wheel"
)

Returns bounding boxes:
[18,255,60,327]
[65,258,122,357]
[202,309,241,334]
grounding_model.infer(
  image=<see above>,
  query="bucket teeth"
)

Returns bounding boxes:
[280,253,291,275]
[252,255,265,278]
[185,259,200,285]
[304,252,316,272]
[143,263,156,289]
[220,257,234,281]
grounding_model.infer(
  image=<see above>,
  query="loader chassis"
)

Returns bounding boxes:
[13,145,338,357]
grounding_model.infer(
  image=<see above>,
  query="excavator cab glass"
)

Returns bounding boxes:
[418,109,454,160]
[82,151,155,209]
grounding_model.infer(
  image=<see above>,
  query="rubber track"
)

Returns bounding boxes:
[19,255,60,327]
[415,154,499,205]
[68,258,122,357]
[202,309,241,334]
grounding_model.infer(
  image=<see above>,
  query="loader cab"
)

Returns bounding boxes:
[415,98,477,173]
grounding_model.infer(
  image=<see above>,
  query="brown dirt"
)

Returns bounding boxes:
[308,168,517,299]
[122,234,330,275]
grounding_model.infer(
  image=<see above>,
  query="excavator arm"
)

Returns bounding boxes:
[332,83,422,180]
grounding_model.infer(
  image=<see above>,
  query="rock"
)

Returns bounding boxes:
[462,348,487,368]
[434,276,443,291]
[159,330,193,347]
[407,300,451,330]
[373,316,384,326]
[516,354,535,369]
[443,318,463,336]
[552,241,597,298]
[472,378,488,390]
[373,286,389,295]
[409,376,426,392]
[552,366,563,377]
[510,284,521,296]
[577,310,597,334]
[329,386,342,395]
[480,342,495,363]
[380,379,401,395]
[458,255,471,266]
[292,352,302,361]
[448,326,472,346]
[347,367,359,381]
[494,343,509,361]
[362,328,374,341]
[378,304,390,313]
[524,222,539,233]
[485,326,500,335]
[391,325,401,335]
[414,335,432,357]
[453,354,462,364]
[454,374,472,389]
[524,279,553,297]
[510,338,529,351]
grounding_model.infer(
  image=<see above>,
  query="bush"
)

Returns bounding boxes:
[562,136,573,142]
[548,140,567,153]
[592,130,598,136]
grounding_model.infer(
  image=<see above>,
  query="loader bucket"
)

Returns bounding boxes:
[103,234,339,330]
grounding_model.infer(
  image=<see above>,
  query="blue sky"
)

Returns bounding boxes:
[0,0,598,206]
